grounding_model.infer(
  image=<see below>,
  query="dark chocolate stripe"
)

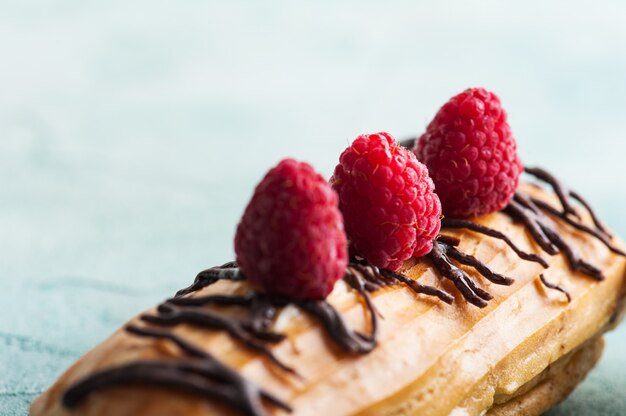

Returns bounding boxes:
[63,325,291,416]
[524,167,580,219]
[300,299,377,353]
[347,258,455,304]
[516,167,624,278]
[176,262,242,297]
[427,239,495,308]
[530,197,626,256]
[141,302,297,375]
[539,274,572,303]
[505,191,607,280]
[441,218,549,267]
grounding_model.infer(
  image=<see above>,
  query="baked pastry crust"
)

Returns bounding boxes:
[30,184,626,416]
[487,336,604,416]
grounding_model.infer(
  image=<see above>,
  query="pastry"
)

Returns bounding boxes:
[30,89,626,416]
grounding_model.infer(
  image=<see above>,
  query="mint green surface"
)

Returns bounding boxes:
[1,1,626,415]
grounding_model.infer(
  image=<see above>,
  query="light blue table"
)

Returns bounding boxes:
[1,1,625,415]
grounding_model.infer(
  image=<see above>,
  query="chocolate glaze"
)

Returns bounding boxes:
[523,167,615,241]
[511,166,625,275]
[63,325,292,416]
[441,218,549,268]
[299,299,377,353]
[347,258,455,304]
[505,192,605,280]
[529,196,625,256]
[141,299,297,375]
[539,274,572,303]
[169,293,286,342]
[426,236,514,308]
[569,190,612,237]
[176,261,241,297]
[524,167,580,219]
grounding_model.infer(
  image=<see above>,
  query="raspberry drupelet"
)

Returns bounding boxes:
[331,132,441,271]
[234,159,348,300]
[414,88,523,218]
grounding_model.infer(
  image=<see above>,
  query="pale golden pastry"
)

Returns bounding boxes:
[487,336,604,416]
[30,183,626,416]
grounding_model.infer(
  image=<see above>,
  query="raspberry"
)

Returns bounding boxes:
[414,88,523,218]
[234,159,348,300]
[330,132,441,271]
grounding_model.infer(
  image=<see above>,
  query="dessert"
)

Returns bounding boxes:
[30,89,626,416]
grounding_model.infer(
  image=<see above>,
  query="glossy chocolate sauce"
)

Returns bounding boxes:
[63,325,292,416]
[539,274,572,303]
[427,235,509,308]
[504,164,626,281]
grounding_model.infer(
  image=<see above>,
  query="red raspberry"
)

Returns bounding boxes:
[414,88,523,218]
[234,159,348,300]
[330,132,441,271]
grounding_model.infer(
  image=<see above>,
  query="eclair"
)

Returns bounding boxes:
[30,89,626,416]
[30,181,626,416]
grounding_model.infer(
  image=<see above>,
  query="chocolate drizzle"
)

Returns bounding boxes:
[512,194,608,278]
[142,296,297,376]
[298,299,377,354]
[539,274,572,303]
[176,261,242,297]
[528,196,625,257]
[63,325,292,416]
[426,236,513,308]
[347,258,455,304]
[503,166,626,281]
[441,218,549,268]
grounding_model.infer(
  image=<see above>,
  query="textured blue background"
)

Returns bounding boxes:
[1,1,625,415]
